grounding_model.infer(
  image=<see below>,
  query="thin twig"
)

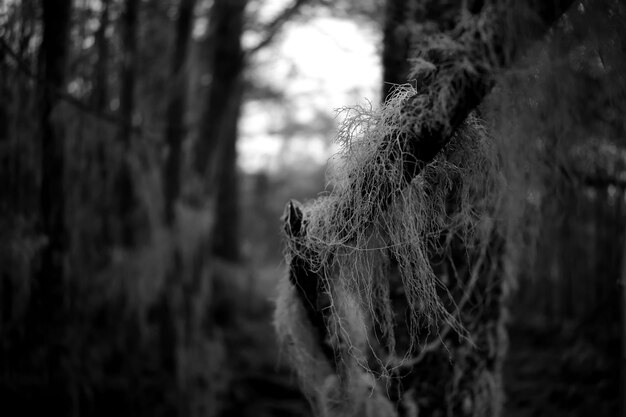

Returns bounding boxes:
[246,0,310,56]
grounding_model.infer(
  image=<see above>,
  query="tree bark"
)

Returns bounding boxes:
[194,0,247,261]
[381,0,413,101]
[380,2,509,416]
[381,0,470,101]
[119,0,138,147]
[164,0,196,225]
[194,0,246,180]
[288,0,575,336]
[91,0,114,254]
[621,219,626,417]
[160,2,197,415]
[0,37,7,145]
[280,1,576,416]
[92,0,110,111]
[35,0,72,412]
[117,0,139,246]
[211,84,243,261]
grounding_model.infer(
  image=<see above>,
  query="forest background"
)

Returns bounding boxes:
[0,0,624,416]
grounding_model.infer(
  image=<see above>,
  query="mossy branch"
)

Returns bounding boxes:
[279,0,576,413]
[284,201,336,366]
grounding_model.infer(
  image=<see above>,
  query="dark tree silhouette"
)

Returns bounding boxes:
[164,0,196,225]
[33,0,73,412]
[116,0,139,246]
[194,0,247,261]
[92,0,110,111]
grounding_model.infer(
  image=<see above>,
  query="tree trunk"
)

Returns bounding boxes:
[91,0,114,255]
[164,0,196,225]
[277,2,576,417]
[381,8,510,412]
[381,0,468,101]
[381,0,412,101]
[381,5,508,413]
[160,2,197,415]
[116,0,139,247]
[119,0,138,148]
[35,0,72,412]
[621,217,626,417]
[0,38,7,145]
[92,0,110,111]
[194,0,247,261]
[212,81,243,261]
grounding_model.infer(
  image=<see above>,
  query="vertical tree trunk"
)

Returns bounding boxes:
[117,0,139,246]
[35,0,72,412]
[621,213,626,417]
[92,0,114,255]
[212,81,243,261]
[381,0,411,102]
[0,39,7,145]
[381,0,464,101]
[381,3,507,415]
[194,0,247,261]
[164,0,196,225]
[92,0,110,110]
[160,2,197,415]
[119,0,138,147]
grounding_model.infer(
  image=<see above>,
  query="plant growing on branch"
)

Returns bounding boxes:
[275,1,576,416]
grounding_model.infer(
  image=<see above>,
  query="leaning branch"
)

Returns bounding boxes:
[284,0,576,375]
[372,0,577,198]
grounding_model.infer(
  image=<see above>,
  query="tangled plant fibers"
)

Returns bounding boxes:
[276,85,502,415]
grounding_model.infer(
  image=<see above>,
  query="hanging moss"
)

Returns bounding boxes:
[276,85,505,416]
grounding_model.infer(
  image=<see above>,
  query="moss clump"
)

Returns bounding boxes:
[277,85,503,414]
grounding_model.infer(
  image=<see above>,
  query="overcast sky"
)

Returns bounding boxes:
[239,9,381,173]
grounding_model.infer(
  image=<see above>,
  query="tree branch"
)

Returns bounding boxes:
[283,0,576,380]
[284,201,337,366]
[387,0,577,189]
[246,0,310,56]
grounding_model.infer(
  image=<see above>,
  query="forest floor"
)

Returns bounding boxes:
[504,317,619,417]
[223,266,619,417]
[213,265,312,417]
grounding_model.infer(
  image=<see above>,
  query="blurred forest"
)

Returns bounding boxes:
[0,0,624,416]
